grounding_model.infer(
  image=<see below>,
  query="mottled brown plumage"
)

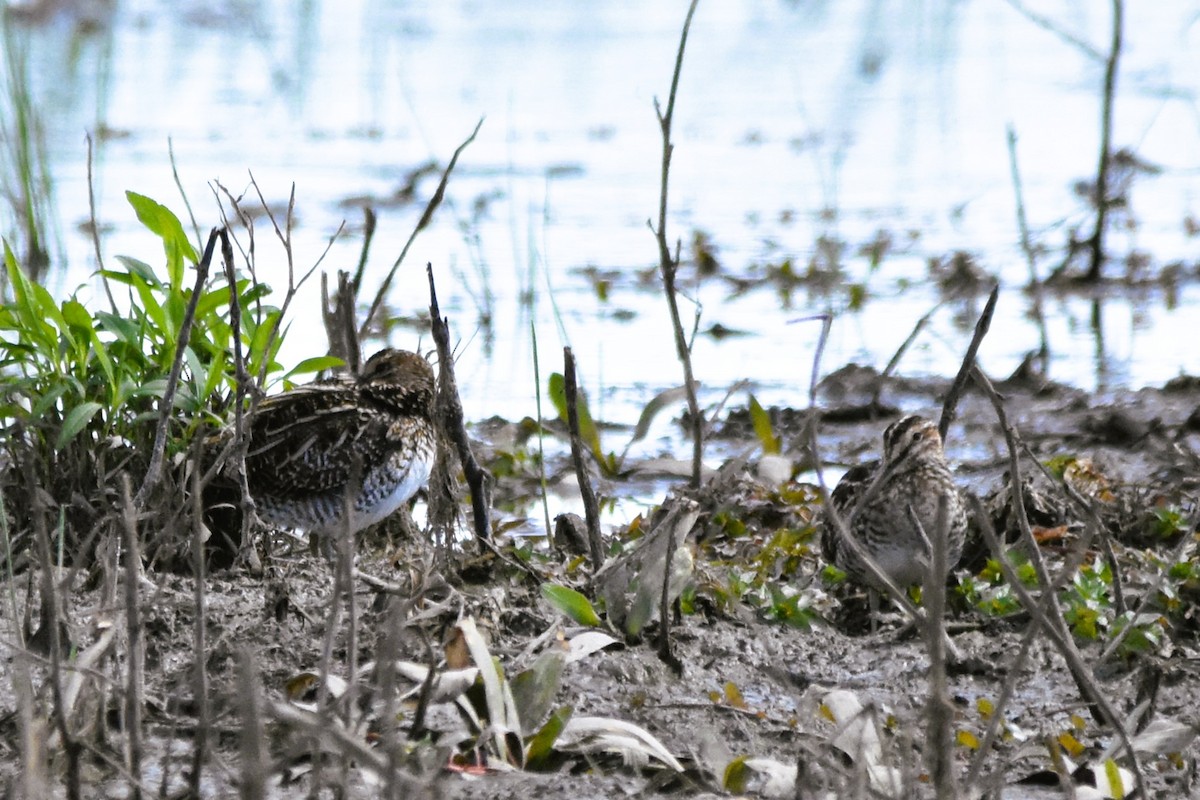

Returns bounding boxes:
[821,415,967,592]
[246,349,437,539]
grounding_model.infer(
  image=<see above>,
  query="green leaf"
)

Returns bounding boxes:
[525,706,572,770]
[547,372,603,457]
[285,356,345,381]
[56,401,104,448]
[509,650,566,737]
[628,385,687,446]
[126,192,198,288]
[540,583,601,627]
[748,394,780,454]
[723,755,750,793]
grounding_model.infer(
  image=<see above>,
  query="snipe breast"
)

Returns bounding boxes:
[245,349,437,539]
[821,415,967,590]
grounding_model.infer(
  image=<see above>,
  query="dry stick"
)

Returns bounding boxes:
[1086,0,1123,282]
[650,0,703,489]
[322,270,361,373]
[361,118,484,340]
[247,177,344,389]
[187,453,209,798]
[1005,126,1050,373]
[427,264,492,542]
[134,228,218,506]
[870,302,941,410]
[217,228,262,572]
[30,469,81,800]
[970,372,1147,796]
[656,520,682,673]
[925,497,956,800]
[937,282,999,443]
[236,651,266,800]
[119,478,143,800]
[350,206,377,295]
[563,347,604,571]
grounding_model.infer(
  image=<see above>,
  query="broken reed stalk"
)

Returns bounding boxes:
[119,478,144,800]
[656,521,682,673]
[134,228,217,507]
[236,651,266,800]
[322,269,361,373]
[1086,0,1123,282]
[427,264,492,542]
[563,347,605,571]
[651,0,703,489]
[969,370,1147,796]
[937,282,999,443]
[361,118,484,340]
[924,498,956,800]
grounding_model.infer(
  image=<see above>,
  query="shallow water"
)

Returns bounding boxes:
[6,0,1200,436]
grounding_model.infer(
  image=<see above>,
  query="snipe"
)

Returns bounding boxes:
[245,348,437,543]
[821,415,967,602]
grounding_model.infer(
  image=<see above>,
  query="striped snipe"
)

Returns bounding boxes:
[245,349,437,544]
[821,415,967,600]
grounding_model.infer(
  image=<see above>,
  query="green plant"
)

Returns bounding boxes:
[0,191,332,566]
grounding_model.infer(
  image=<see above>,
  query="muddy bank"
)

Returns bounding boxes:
[3,369,1199,798]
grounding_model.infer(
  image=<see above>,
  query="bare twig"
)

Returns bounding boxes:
[563,347,604,571]
[925,497,956,799]
[135,228,217,507]
[970,369,1146,796]
[427,264,491,542]
[120,477,144,800]
[650,0,703,489]
[656,519,682,673]
[236,651,265,800]
[937,283,999,443]
[188,452,208,798]
[362,119,484,339]
[1086,0,1123,282]
[30,480,81,800]
[871,302,941,410]
[351,206,376,295]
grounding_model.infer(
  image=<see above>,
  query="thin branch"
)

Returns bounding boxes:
[651,0,703,488]
[937,282,999,443]
[120,477,144,800]
[135,228,217,506]
[362,119,484,339]
[969,369,1146,796]
[563,347,604,571]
